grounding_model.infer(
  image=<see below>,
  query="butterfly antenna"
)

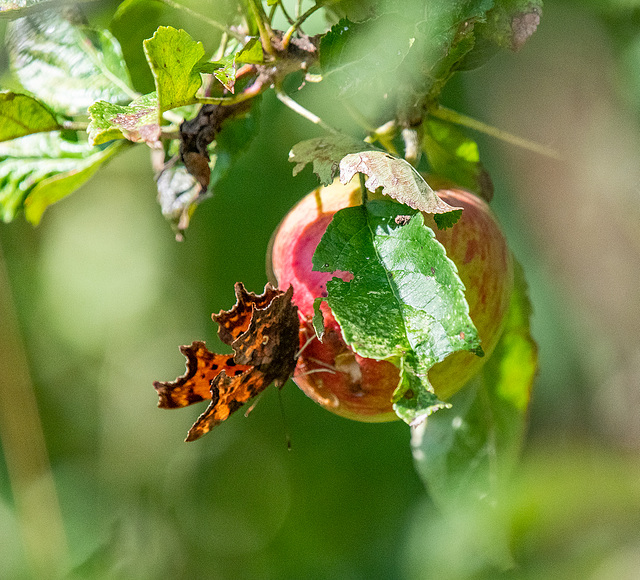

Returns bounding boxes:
[277,388,292,450]
[244,391,265,418]
[295,332,317,359]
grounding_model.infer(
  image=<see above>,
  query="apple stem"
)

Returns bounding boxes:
[402,127,422,167]
[359,173,368,205]
[432,106,563,161]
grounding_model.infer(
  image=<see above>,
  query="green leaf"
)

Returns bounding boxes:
[143,26,204,115]
[320,2,494,116]
[5,11,134,115]
[393,362,450,426]
[423,117,494,201]
[411,258,537,506]
[0,133,126,224]
[313,200,482,424]
[236,38,263,64]
[393,1,495,124]
[433,209,463,230]
[339,150,463,219]
[289,135,378,186]
[88,92,160,146]
[0,91,60,142]
[213,57,237,93]
[202,37,264,93]
[319,16,414,98]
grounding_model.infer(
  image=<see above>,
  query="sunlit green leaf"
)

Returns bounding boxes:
[0,132,126,223]
[313,200,482,424]
[5,11,134,115]
[88,92,160,146]
[0,91,60,142]
[236,38,263,64]
[196,38,263,93]
[143,26,204,115]
[411,259,536,506]
[213,57,237,92]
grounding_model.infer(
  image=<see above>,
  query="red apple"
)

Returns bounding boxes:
[267,178,514,422]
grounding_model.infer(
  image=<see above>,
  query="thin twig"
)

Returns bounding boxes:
[432,106,563,161]
[197,88,259,106]
[278,0,296,25]
[247,0,275,56]
[275,88,339,134]
[268,2,278,24]
[282,1,327,48]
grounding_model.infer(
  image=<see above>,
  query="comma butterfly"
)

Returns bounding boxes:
[154,282,299,441]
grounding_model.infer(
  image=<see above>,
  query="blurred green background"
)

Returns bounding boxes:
[2,1,640,578]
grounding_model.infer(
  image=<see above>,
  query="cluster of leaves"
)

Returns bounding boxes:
[0,0,540,502]
[0,0,541,230]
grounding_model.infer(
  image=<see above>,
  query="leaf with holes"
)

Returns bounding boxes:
[88,92,160,146]
[312,200,482,425]
[339,150,462,219]
[289,135,378,186]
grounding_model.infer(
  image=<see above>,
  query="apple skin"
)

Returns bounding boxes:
[267,178,514,422]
